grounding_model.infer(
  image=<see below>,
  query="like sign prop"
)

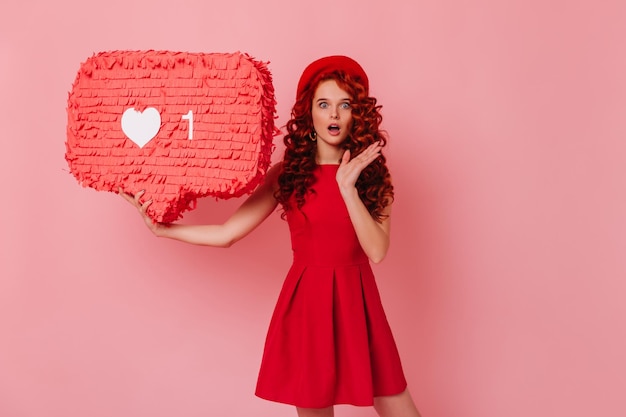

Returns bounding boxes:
[66,51,276,223]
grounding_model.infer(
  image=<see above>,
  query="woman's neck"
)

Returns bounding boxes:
[315,144,343,165]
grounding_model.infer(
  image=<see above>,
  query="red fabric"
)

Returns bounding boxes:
[255,165,406,408]
[296,55,369,98]
[65,51,276,223]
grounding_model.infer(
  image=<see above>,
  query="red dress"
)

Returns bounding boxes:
[255,164,407,408]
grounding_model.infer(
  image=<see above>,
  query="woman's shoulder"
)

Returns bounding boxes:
[267,161,283,177]
[264,162,283,190]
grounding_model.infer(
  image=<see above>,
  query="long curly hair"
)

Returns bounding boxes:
[275,70,394,222]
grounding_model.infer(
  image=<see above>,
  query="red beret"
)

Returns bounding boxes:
[296,55,369,99]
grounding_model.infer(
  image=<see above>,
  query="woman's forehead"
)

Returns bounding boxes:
[313,79,351,99]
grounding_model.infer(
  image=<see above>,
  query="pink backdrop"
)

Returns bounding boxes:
[1,1,625,416]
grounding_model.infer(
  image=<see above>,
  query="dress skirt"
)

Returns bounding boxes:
[254,165,407,408]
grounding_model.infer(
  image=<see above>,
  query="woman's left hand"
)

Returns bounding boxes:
[336,142,382,194]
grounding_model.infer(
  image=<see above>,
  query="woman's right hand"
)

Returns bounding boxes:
[118,188,167,236]
[115,163,280,246]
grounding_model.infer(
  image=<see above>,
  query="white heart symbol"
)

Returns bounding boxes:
[121,107,161,148]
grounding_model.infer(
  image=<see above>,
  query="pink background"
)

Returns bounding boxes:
[1,1,625,416]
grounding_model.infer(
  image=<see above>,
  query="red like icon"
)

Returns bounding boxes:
[66,50,276,223]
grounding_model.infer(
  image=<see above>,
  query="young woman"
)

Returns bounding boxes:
[120,55,422,417]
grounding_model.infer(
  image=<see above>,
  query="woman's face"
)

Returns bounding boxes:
[311,79,353,151]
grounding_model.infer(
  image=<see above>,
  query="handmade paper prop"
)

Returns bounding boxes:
[66,50,276,223]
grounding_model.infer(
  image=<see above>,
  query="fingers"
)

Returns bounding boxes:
[118,187,133,203]
[134,189,145,206]
[140,199,153,213]
[360,142,382,158]
[341,142,382,167]
[340,149,351,166]
[135,191,153,216]
[336,142,384,191]
[348,142,382,167]
[118,187,152,214]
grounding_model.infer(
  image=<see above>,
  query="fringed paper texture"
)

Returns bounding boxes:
[66,50,277,223]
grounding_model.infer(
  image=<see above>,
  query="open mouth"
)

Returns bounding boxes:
[328,124,340,134]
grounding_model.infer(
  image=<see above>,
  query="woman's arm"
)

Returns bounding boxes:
[119,164,281,247]
[336,143,391,264]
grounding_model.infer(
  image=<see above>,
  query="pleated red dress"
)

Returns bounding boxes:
[255,164,407,408]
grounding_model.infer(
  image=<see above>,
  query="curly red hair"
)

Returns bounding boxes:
[276,70,394,222]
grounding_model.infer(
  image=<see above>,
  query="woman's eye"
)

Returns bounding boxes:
[319,102,328,109]
[340,102,351,109]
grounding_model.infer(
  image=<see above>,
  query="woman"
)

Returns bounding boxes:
[120,55,421,417]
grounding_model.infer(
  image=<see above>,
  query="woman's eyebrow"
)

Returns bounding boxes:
[315,97,351,102]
